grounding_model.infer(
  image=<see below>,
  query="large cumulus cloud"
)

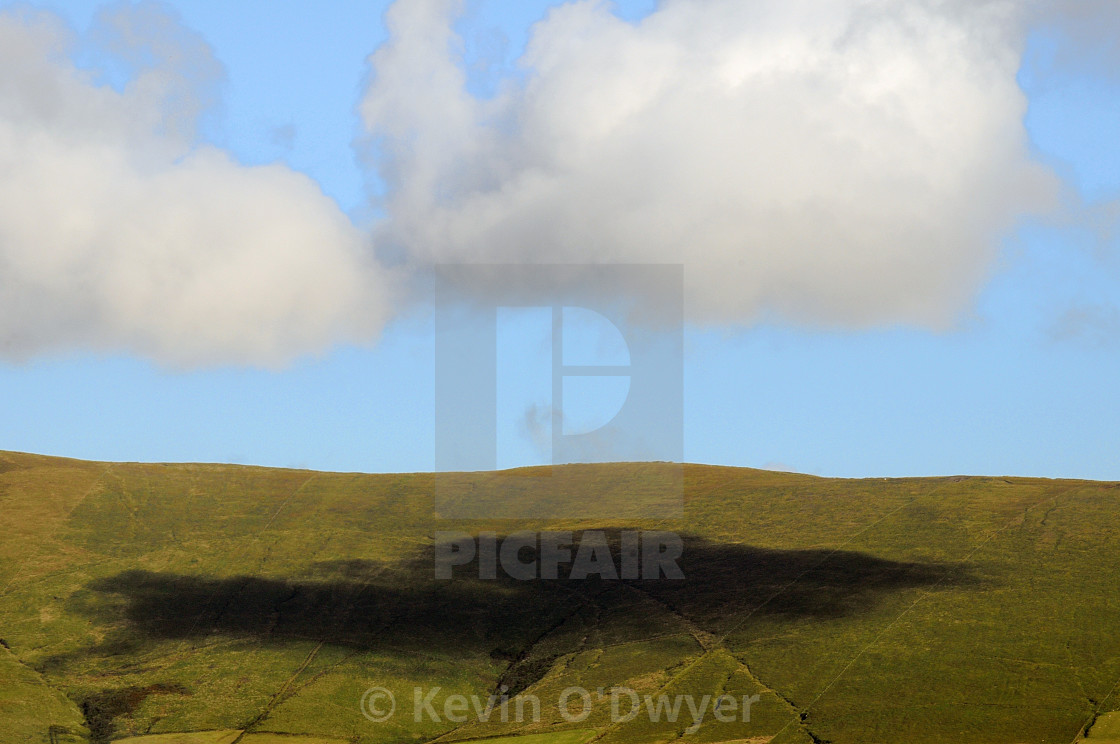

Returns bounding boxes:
[361,0,1058,328]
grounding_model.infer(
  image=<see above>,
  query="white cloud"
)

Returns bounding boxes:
[361,0,1059,329]
[0,4,393,367]
[4,0,1115,368]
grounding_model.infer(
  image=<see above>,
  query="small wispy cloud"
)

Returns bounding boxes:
[518,402,553,455]
[1048,303,1120,348]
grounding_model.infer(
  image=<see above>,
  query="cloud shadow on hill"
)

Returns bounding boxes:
[45,533,988,743]
[63,534,984,661]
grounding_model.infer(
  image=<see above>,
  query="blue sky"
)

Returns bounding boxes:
[1,0,1119,479]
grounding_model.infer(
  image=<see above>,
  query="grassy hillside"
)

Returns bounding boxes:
[2,450,1120,743]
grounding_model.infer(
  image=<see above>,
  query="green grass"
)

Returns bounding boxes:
[1086,711,1120,740]
[465,731,596,744]
[110,732,242,744]
[0,644,87,743]
[110,732,354,744]
[108,733,353,744]
[2,451,1120,743]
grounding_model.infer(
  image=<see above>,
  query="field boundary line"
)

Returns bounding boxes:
[588,486,929,743]
[768,483,1082,742]
[232,640,325,742]
[0,464,114,599]
[1070,660,1120,743]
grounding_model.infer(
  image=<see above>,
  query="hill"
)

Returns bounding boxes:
[1,450,1119,743]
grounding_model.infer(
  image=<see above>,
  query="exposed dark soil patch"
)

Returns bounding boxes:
[79,683,189,744]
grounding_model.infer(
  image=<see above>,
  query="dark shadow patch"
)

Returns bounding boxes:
[637,538,984,628]
[61,534,983,694]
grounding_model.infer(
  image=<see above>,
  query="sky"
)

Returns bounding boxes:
[0,0,1119,479]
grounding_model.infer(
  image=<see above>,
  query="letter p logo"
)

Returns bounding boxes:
[434,264,682,519]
